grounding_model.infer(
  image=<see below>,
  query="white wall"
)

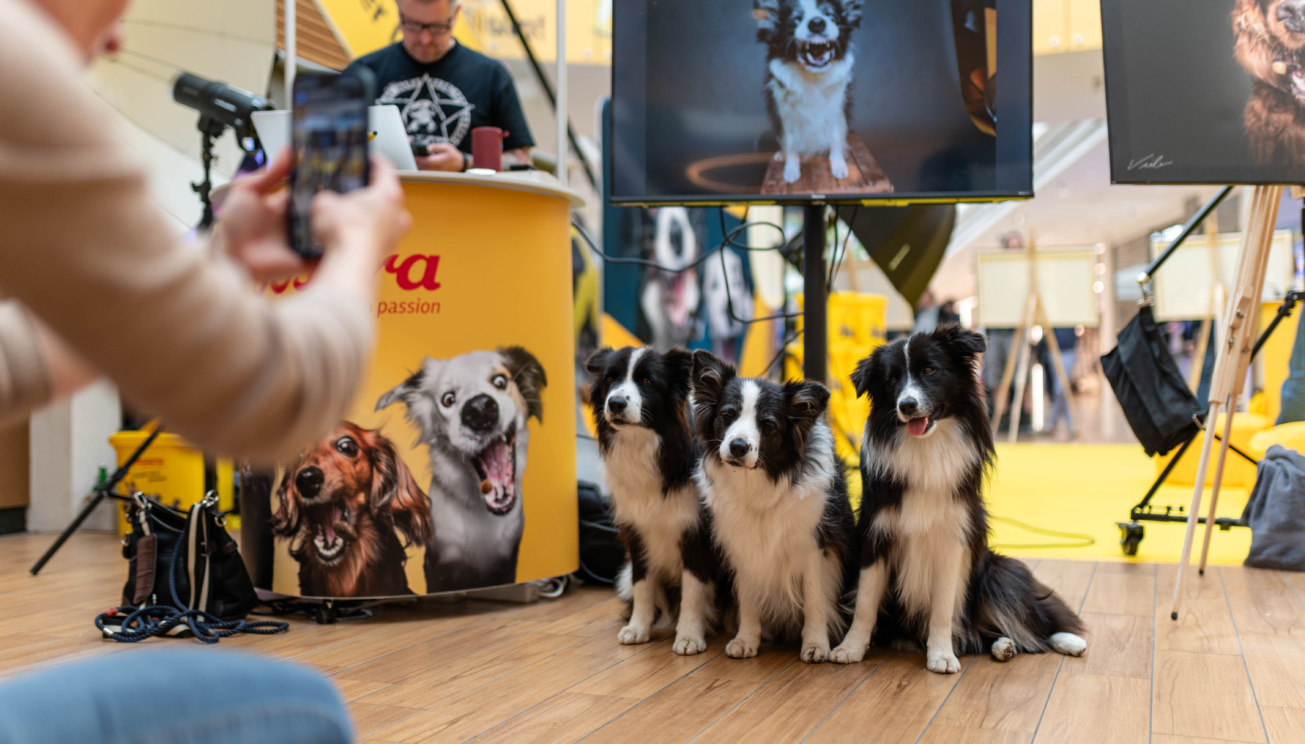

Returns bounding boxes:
[27,382,121,533]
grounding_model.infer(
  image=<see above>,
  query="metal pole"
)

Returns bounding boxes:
[285,0,296,98]
[804,205,827,383]
[555,0,566,188]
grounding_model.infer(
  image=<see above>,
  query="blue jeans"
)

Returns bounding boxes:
[1281,311,1305,425]
[0,650,353,744]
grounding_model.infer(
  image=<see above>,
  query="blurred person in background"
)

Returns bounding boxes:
[346,0,535,172]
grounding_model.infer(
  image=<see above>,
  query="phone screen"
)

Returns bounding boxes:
[288,72,372,258]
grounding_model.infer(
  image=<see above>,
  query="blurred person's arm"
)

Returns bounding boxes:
[0,1,408,463]
[414,142,467,172]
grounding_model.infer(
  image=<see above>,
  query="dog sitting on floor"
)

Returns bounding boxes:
[271,422,432,598]
[585,346,726,656]
[830,325,1087,672]
[691,349,857,663]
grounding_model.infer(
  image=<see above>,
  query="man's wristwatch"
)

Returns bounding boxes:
[461,151,471,172]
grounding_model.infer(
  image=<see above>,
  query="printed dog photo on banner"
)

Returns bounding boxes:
[271,422,433,598]
[376,346,548,593]
[1102,0,1305,184]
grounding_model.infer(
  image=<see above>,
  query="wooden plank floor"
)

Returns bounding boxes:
[2,533,1301,743]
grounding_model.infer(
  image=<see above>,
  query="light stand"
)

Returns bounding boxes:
[192,115,226,232]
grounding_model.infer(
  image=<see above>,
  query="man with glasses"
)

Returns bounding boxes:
[345,0,534,172]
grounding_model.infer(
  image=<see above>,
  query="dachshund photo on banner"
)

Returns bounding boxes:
[271,422,433,598]
[376,346,548,593]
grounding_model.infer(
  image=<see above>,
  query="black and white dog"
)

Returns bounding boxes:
[830,325,1087,672]
[691,350,856,663]
[586,346,724,656]
[755,0,863,184]
[377,347,547,593]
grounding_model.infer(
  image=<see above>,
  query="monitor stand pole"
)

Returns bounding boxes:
[804,204,827,383]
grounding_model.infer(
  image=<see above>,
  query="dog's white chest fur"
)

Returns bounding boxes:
[767,56,854,155]
[603,427,698,580]
[699,451,832,626]
[864,420,979,618]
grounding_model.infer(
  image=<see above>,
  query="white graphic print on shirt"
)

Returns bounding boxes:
[376,74,476,147]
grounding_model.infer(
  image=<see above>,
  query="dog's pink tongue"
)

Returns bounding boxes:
[907,417,929,437]
[324,507,340,543]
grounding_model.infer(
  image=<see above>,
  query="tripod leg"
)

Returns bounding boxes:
[1171,400,1222,620]
[30,488,110,575]
[1199,397,1238,575]
[1008,329,1033,444]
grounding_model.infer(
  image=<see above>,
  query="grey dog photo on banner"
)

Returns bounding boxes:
[376,346,548,593]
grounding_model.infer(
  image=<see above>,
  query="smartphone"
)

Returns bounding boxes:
[287,70,375,258]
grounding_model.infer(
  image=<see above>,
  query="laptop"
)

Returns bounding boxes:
[252,104,418,172]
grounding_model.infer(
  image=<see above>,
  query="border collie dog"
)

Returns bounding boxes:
[586,346,724,656]
[754,0,863,184]
[830,325,1087,672]
[691,350,856,663]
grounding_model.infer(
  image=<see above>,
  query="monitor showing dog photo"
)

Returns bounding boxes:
[609,0,1033,204]
[1102,0,1305,184]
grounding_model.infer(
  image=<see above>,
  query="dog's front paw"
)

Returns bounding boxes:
[829,642,866,665]
[800,640,830,664]
[672,634,707,656]
[783,159,801,183]
[926,649,961,674]
[830,157,849,180]
[617,624,651,645]
[991,637,1016,662]
[1051,632,1087,657]
[725,637,759,659]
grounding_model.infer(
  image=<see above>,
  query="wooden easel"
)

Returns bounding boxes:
[1171,184,1282,620]
[990,232,1077,442]
[1186,216,1228,393]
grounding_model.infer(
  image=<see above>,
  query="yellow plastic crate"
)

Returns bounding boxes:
[110,427,233,535]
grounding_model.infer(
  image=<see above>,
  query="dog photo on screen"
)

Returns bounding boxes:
[376,347,547,593]
[271,422,433,598]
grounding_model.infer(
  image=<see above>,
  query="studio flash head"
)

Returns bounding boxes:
[171,72,271,139]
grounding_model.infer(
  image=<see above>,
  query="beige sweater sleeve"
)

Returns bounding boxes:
[0,0,375,462]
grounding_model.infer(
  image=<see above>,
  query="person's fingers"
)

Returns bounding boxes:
[266,189,290,217]
[241,149,293,193]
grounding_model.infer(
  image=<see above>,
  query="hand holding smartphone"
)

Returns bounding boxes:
[288,70,375,258]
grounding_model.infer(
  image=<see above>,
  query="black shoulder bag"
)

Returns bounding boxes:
[95,492,289,643]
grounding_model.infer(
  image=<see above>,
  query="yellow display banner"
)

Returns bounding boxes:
[260,179,578,598]
[317,0,612,64]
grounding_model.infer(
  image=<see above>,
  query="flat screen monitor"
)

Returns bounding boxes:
[1102,0,1305,185]
[609,0,1033,205]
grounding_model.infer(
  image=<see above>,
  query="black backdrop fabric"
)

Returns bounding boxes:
[615,0,997,198]
[1103,0,1305,184]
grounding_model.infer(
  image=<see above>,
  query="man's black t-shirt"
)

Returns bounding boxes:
[345,42,534,154]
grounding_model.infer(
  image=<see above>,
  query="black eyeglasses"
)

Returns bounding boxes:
[399,14,454,35]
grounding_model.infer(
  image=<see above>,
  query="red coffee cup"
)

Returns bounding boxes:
[471,126,507,172]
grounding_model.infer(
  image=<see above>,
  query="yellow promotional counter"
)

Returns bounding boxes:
[243,170,584,599]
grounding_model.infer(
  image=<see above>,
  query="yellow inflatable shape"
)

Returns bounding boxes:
[1155,412,1271,487]
[1249,421,1305,458]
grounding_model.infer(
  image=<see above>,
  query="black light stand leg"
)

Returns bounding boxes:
[192,116,225,232]
[30,426,165,575]
[804,205,828,383]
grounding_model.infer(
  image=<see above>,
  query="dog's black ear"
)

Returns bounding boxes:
[850,354,874,399]
[842,0,862,28]
[370,432,433,547]
[691,349,734,406]
[754,0,780,41]
[664,347,695,399]
[376,366,426,412]
[935,323,986,358]
[270,466,300,537]
[584,347,612,378]
[784,380,831,429]
[500,346,548,422]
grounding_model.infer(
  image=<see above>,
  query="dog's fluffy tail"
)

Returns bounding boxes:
[968,552,1086,655]
[615,561,676,627]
